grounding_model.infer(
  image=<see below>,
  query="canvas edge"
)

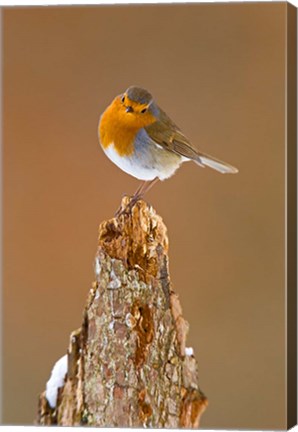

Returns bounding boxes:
[0,6,3,426]
[286,2,297,429]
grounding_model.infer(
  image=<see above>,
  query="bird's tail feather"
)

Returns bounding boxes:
[196,152,238,174]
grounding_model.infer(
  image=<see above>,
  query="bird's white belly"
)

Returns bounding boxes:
[103,143,186,181]
[102,143,159,181]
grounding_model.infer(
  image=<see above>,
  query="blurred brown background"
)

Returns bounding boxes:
[2,3,286,428]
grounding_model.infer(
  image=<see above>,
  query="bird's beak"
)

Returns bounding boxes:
[126,106,134,113]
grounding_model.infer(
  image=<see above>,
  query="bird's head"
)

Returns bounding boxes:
[110,86,158,129]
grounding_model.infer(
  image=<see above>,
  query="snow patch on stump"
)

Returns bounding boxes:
[46,354,68,408]
[185,347,194,356]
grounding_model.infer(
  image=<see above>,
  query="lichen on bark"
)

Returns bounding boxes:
[37,197,208,427]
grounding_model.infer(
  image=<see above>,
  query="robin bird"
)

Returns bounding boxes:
[98,86,238,210]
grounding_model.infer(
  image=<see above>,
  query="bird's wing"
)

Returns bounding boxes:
[144,107,200,160]
[145,107,238,174]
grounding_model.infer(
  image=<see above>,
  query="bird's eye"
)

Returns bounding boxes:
[141,107,147,114]
[121,95,125,103]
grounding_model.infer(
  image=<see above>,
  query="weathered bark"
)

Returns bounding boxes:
[37,197,208,427]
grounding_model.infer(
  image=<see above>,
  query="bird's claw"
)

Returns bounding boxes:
[114,195,141,218]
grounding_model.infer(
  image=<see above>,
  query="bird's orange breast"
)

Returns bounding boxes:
[99,97,156,157]
[99,104,135,157]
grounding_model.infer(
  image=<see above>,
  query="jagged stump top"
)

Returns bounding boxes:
[98,197,168,279]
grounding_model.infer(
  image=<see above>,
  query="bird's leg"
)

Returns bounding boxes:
[132,180,147,199]
[121,181,144,200]
[115,182,144,217]
[115,177,159,217]
[131,177,159,203]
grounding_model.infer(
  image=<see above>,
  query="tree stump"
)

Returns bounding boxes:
[37,197,208,427]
